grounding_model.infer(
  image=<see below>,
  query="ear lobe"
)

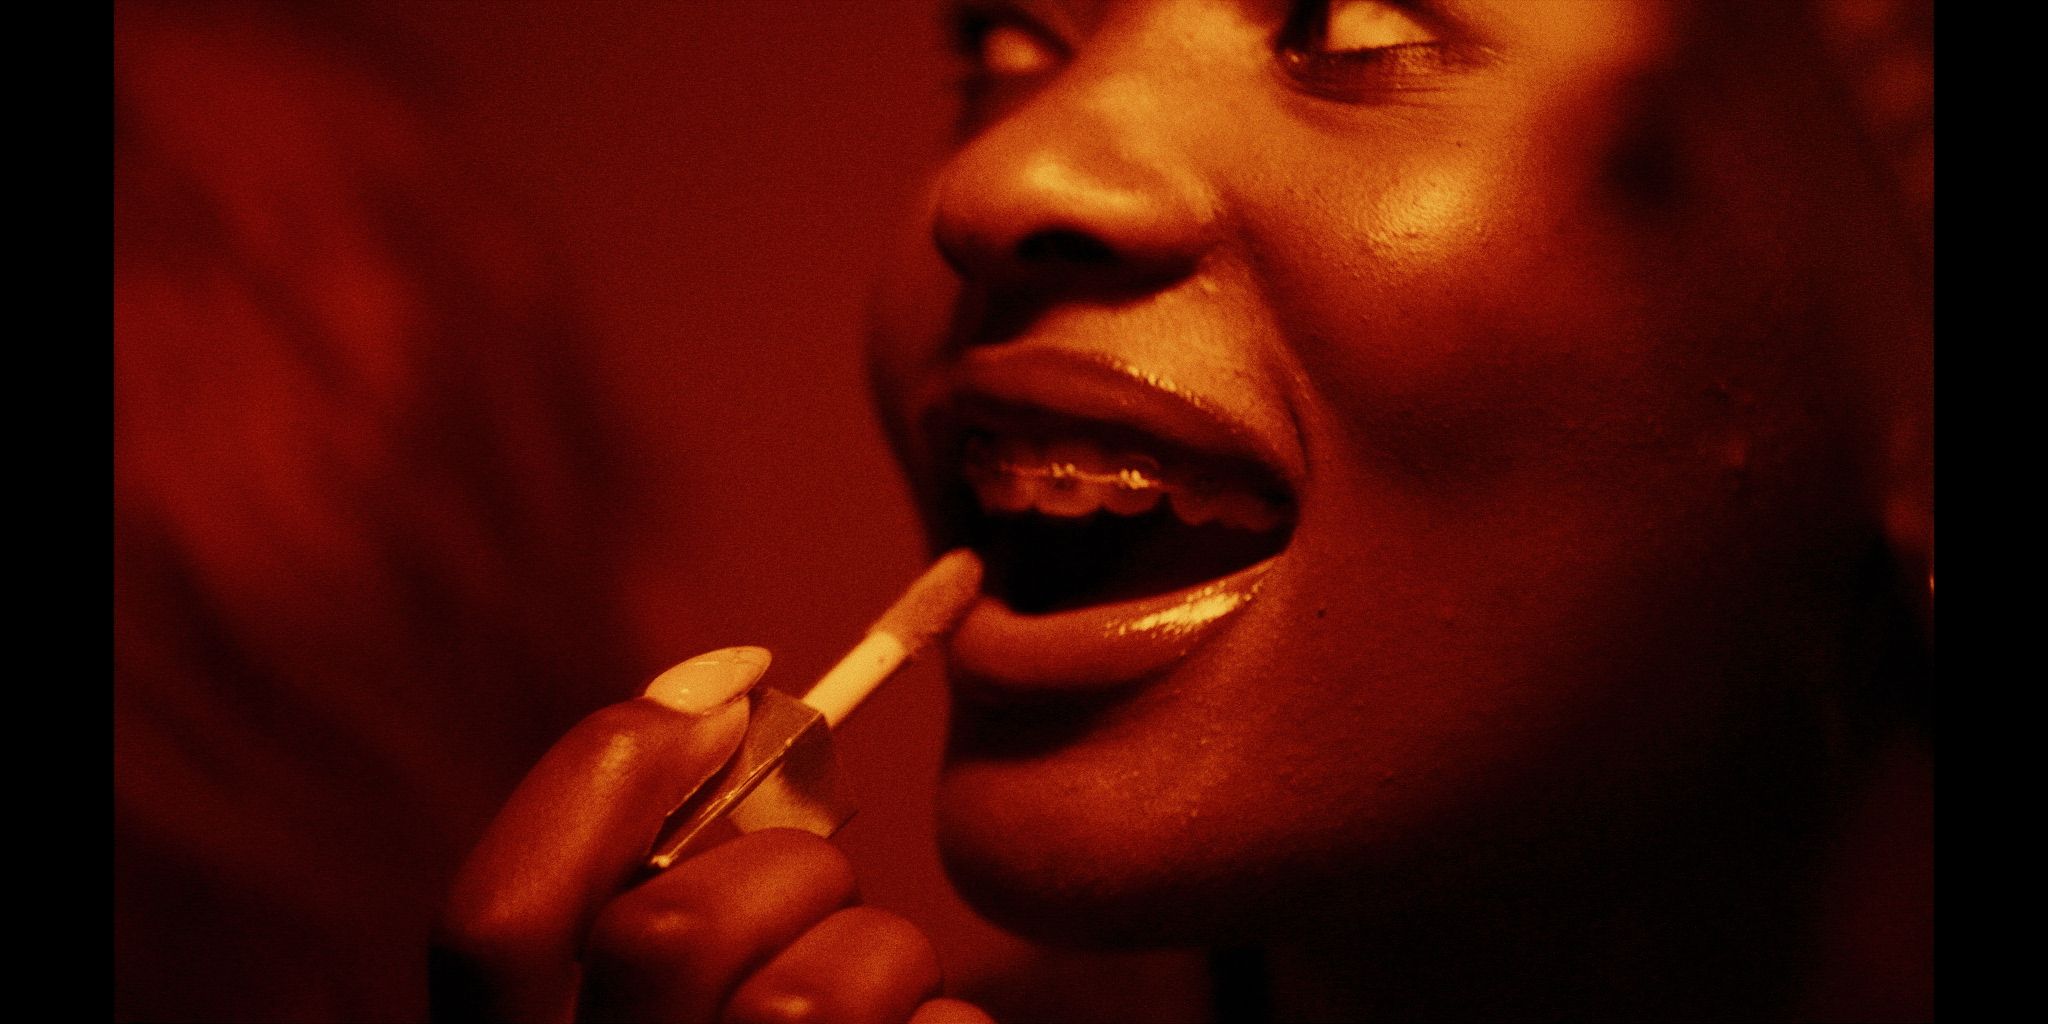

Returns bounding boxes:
[1854,240,1931,653]
[1879,387,1933,649]
[1816,0,1932,648]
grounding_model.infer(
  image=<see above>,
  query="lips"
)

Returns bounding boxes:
[919,346,1300,701]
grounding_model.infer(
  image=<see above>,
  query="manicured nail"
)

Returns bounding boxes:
[643,646,772,714]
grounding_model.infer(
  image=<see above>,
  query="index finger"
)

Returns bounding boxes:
[432,647,769,1024]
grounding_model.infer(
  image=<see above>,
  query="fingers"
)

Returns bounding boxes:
[721,907,942,1024]
[578,829,859,1023]
[432,645,991,1024]
[433,649,766,1023]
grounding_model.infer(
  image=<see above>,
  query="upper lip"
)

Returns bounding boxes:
[919,345,1305,516]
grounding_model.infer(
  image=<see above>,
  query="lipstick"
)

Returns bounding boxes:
[644,549,984,870]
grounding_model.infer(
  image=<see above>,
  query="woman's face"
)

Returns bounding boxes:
[869,0,1880,942]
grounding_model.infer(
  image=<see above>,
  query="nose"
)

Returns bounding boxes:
[931,76,1219,297]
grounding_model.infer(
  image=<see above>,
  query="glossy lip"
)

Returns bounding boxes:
[922,345,1301,698]
[947,555,1275,701]
[946,345,1306,493]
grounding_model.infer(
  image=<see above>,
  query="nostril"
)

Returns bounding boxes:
[1015,229,1116,265]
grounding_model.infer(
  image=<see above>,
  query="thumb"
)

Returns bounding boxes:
[433,646,768,1023]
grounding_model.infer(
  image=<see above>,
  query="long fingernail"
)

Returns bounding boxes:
[642,646,772,714]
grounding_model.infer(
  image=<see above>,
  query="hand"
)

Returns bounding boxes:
[431,646,993,1024]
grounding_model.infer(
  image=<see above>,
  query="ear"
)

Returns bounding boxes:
[1809,0,1932,645]
[1881,407,1931,646]
[1872,193,1932,650]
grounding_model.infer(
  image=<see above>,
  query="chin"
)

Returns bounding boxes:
[927,657,1409,951]
[934,764,1256,948]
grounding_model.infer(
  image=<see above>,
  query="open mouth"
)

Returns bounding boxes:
[952,406,1297,615]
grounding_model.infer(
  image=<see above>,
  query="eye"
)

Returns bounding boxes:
[1277,0,1463,100]
[952,7,1065,83]
[950,5,1068,133]
[972,19,1062,78]
[1319,0,1438,53]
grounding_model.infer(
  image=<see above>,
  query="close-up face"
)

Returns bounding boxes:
[869,0,1903,944]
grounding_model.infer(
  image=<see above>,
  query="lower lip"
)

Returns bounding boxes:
[944,556,1277,702]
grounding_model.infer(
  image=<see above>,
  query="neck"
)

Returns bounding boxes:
[1245,728,1930,1023]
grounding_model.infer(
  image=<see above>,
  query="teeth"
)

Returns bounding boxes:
[963,435,1041,513]
[1171,489,1285,532]
[1167,487,1222,526]
[964,432,1284,530]
[1101,452,1165,516]
[1037,441,1107,516]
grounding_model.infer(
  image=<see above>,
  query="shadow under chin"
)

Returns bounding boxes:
[942,689,1135,762]
[934,832,1205,950]
[931,781,1312,952]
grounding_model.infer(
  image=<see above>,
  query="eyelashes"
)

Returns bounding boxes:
[946,0,1469,122]
[1291,0,1440,54]
[1276,0,1473,101]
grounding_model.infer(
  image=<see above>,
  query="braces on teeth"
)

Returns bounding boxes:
[963,434,1288,532]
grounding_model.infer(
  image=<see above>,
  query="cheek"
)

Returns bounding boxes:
[1265,185,1685,490]
[1230,122,1793,809]
[1243,86,1759,504]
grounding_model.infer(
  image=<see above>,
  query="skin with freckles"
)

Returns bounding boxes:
[869,0,1930,1017]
